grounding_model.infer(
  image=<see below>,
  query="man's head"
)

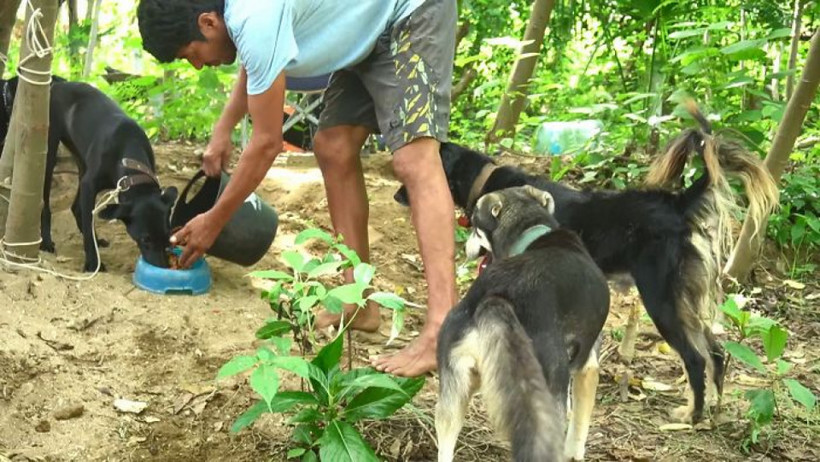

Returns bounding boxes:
[137,0,236,69]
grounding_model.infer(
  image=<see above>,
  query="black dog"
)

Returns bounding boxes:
[404,104,779,423]
[436,186,609,461]
[3,77,177,271]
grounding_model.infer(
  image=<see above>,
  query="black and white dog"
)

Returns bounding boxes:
[406,103,779,423]
[436,185,609,461]
[2,77,177,271]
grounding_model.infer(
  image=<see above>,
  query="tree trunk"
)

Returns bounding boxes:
[725,29,820,280]
[82,0,101,78]
[0,0,23,77]
[0,0,58,261]
[486,0,556,147]
[786,0,803,100]
[66,0,81,79]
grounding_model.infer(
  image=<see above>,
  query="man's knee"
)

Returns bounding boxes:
[314,126,369,168]
[392,138,441,184]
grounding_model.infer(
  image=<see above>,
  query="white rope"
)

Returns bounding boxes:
[16,0,53,86]
[0,179,127,281]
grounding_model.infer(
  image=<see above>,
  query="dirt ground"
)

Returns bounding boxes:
[1,143,818,462]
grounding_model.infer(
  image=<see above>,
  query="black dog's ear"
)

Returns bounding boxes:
[98,202,133,221]
[393,186,410,207]
[161,186,179,205]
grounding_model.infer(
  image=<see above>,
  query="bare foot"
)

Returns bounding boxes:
[371,327,438,377]
[314,301,381,333]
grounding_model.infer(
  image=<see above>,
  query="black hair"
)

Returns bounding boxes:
[137,0,225,63]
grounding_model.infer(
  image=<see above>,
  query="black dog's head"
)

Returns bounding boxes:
[393,142,493,209]
[465,185,559,261]
[99,186,179,267]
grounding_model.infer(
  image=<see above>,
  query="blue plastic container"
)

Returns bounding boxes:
[132,248,212,295]
[533,120,603,155]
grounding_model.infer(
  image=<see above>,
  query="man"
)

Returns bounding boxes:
[137,0,458,377]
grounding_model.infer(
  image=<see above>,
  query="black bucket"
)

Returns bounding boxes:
[171,171,278,266]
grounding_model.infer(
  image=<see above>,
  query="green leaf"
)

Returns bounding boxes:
[353,263,376,285]
[307,261,345,279]
[342,373,409,395]
[761,325,788,362]
[724,341,766,373]
[745,389,776,424]
[271,356,312,379]
[323,295,343,314]
[250,364,280,410]
[747,316,777,336]
[776,360,792,376]
[256,320,292,339]
[256,346,275,362]
[302,258,322,274]
[282,251,306,272]
[720,298,744,328]
[248,269,293,281]
[287,448,306,459]
[295,228,334,245]
[344,376,425,422]
[334,243,362,266]
[230,400,269,433]
[268,391,319,412]
[327,283,366,304]
[668,28,706,39]
[783,379,816,412]
[270,336,293,355]
[388,308,405,345]
[301,451,319,462]
[313,335,344,374]
[721,38,766,55]
[368,292,405,310]
[288,408,323,424]
[767,28,793,39]
[293,423,321,446]
[298,295,320,312]
[217,355,258,379]
[318,420,379,462]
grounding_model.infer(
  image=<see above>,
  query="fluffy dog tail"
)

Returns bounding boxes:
[646,99,779,261]
[437,296,563,462]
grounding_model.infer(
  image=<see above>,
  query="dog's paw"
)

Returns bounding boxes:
[40,241,56,253]
[96,238,110,248]
[670,404,700,423]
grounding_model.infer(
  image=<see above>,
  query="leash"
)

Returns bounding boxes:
[16,0,54,87]
[0,177,128,280]
[508,224,552,257]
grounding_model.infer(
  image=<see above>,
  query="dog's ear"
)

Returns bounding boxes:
[523,185,555,215]
[161,186,179,205]
[98,202,133,221]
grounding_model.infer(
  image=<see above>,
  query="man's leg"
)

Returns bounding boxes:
[372,137,458,376]
[313,124,381,332]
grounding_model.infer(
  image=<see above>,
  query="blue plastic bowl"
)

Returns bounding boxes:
[132,248,212,295]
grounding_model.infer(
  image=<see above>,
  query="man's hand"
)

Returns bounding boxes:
[170,212,225,268]
[202,133,233,177]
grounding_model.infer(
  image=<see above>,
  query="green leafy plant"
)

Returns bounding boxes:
[219,228,421,460]
[250,228,409,352]
[220,335,424,462]
[720,295,817,449]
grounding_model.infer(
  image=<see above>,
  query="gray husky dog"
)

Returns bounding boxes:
[436,186,610,461]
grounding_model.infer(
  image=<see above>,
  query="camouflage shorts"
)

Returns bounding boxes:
[318,0,457,152]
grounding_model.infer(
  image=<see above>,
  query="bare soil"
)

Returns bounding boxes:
[1,143,817,461]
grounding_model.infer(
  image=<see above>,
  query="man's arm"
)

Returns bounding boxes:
[208,71,286,227]
[174,72,287,267]
[214,67,250,135]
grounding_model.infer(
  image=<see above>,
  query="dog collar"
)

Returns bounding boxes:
[467,163,498,211]
[509,224,552,256]
[121,158,159,184]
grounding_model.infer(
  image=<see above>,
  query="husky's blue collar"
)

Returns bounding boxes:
[509,224,552,257]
